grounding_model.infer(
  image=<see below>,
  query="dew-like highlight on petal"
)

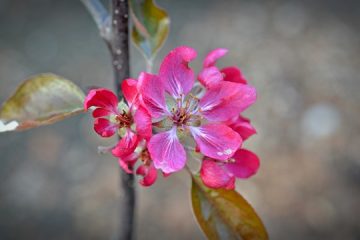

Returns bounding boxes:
[217,149,234,156]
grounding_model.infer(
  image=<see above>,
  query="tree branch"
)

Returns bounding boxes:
[109,1,135,240]
[81,1,135,240]
[110,0,130,95]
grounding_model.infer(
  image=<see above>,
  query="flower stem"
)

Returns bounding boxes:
[146,58,153,73]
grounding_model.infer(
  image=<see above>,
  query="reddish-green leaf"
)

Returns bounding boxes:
[130,0,170,60]
[191,175,268,240]
[0,73,85,132]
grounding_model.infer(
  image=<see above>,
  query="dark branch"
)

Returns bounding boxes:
[110,0,130,96]
[110,1,135,240]
[81,0,135,239]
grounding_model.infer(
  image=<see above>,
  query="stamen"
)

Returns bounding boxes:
[188,93,199,101]
[185,98,190,109]
[176,97,182,109]
[187,94,200,114]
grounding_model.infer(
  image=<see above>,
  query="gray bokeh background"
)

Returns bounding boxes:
[1,0,360,239]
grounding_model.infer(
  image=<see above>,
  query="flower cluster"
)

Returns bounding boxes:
[84,46,260,189]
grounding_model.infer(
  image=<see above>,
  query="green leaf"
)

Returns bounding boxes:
[130,0,170,60]
[0,73,85,132]
[191,175,269,240]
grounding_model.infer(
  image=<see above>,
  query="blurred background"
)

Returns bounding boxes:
[0,0,360,239]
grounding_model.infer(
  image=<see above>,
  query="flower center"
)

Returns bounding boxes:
[170,94,201,127]
[116,110,133,128]
[172,107,190,126]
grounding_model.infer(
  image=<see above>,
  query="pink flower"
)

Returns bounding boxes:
[84,87,156,186]
[84,46,260,188]
[200,149,260,190]
[84,87,151,140]
[139,46,257,173]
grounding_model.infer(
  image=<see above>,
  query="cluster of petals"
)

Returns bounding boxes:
[137,46,260,189]
[197,48,260,189]
[84,46,260,189]
[84,86,156,186]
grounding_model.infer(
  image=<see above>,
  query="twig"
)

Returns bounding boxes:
[80,0,111,40]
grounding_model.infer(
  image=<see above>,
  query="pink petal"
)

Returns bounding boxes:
[118,154,138,174]
[94,118,118,137]
[226,115,257,141]
[225,149,260,179]
[84,88,118,114]
[148,128,186,173]
[190,124,242,161]
[134,106,152,141]
[122,78,139,106]
[136,164,158,187]
[159,46,197,98]
[221,66,247,84]
[199,81,257,121]
[203,48,228,68]
[138,72,168,118]
[200,159,235,189]
[198,66,223,88]
[112,131,139,159]
[92,108,112,118]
